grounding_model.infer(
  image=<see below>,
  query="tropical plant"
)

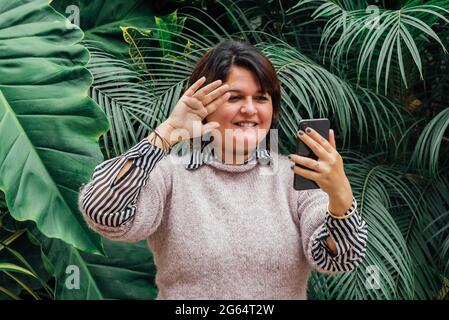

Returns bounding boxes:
[0,0,108,255]
[0,0,111,299]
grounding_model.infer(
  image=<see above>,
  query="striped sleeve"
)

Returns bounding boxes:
[309,199,368,273]
[79,137,166,228]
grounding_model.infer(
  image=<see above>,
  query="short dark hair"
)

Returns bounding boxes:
[186,39,281,151]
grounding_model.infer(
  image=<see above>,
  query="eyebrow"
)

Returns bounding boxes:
[228,89,266,94]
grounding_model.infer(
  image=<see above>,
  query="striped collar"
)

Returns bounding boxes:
[185,142,272,170]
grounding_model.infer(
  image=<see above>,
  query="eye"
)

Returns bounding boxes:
[256,96,268,101]
[229,96,241,101]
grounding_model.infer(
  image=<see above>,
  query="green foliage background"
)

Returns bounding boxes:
[0,0,448,299]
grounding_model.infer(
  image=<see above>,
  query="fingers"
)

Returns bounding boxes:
[185,84,231,114]
[193,79,224,100]
[329,129,336,149]
[184,77,224,99]
[297,129,331,160]
[184,95,205,111]
[290,164,320,181]
[289,154,322,172]
[184,76,206,97]
[184,77,230,115]
[303,127,335,153]
[205,91,231,115]
[203,83,229,106]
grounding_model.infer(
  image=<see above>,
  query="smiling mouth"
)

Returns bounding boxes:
[233,122,258,128]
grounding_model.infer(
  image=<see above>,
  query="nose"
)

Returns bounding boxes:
[240,98,257,115]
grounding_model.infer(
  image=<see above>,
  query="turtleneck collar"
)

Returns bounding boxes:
[184,140,272,172]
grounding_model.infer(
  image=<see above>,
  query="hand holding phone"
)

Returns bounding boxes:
[293,118,330,191]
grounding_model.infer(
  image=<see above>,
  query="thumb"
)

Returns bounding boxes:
[201,121,220,135]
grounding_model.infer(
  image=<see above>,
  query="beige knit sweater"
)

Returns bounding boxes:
[78,140,367,300]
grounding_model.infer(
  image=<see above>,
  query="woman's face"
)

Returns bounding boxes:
[206,66,273,158]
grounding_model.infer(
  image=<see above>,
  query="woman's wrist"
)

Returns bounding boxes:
[327,191,354,217]
[147,121,178,152]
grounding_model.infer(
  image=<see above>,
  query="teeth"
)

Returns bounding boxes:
[236,122,256,127]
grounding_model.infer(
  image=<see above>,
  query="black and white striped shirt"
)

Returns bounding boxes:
[79,137,368,273]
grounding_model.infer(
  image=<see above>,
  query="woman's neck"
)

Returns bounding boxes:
[215,145,253,165]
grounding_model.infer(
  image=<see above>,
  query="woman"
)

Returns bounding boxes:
[78,40,368,299]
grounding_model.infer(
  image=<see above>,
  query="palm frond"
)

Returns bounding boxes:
[410,107,449,177]
[260,41,405,150]
[286,0,369,16]
[84,41,162,158]
[297,0,449,94]
[420,176,449,275]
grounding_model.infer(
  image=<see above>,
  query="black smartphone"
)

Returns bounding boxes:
[293,118,330,191]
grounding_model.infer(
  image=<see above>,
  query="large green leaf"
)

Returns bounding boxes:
[40,234,158,300]
[51,1,181,159]
[0,0,108,254]
[50,0,158,57]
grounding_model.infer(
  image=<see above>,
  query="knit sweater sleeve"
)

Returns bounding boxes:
[78,137,171,243]
[297,189,368,275]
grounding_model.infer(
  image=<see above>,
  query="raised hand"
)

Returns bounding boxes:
[165,76,231,139]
